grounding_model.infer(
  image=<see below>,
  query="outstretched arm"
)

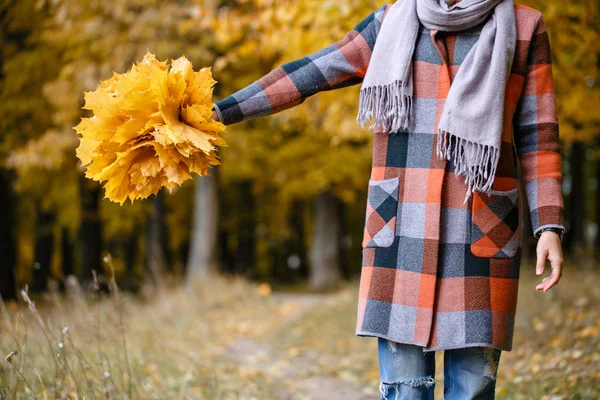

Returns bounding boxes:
[212,4,390,126]
[513,12,565,292]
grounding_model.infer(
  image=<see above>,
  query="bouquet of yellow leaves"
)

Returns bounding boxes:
[74,50,226,204]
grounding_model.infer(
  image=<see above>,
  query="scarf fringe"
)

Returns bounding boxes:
[436,129,500,205]
[356,79,413,133]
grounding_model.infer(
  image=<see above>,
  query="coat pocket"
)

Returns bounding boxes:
[470,187,519,258]
[362,177,400,248]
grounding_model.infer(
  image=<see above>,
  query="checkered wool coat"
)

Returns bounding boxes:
[214,2,565,352]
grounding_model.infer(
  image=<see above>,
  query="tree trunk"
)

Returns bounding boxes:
[272,199,307,284]
[79,178,103,288]
[338,198,366,278]
[290,200,308,280]
[58,227,75,292]
[218,230,233,274]
[61,228,75,277]
[234,180,256,278]
[31,209,54,292]
[187,168,219,279]
[595,137,600,262]
[309,191,342,290]
[565,140,585,257]
[122,226,141,292]
[0,170,17,300]
[145,189,171,280]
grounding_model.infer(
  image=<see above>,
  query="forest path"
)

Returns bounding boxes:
[224,292,377,400]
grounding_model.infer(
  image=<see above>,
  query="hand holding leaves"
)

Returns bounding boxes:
[211,109,220,122]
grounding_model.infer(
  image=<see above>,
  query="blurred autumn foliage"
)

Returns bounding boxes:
[0,0,599,296]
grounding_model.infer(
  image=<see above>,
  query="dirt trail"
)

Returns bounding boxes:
[224,292,377,400]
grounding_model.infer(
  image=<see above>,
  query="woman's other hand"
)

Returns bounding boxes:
[535,231,563,292]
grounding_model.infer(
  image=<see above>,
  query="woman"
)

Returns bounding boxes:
[212,0,565,398]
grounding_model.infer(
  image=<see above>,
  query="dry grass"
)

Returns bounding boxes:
[1,259,599,399]
[0,270,287,400]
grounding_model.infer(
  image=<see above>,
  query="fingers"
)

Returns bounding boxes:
[536,267,562,292]
[535,244,548,275]
[535,277,550,291]
[535,242,563,293]
[543,250,564,292]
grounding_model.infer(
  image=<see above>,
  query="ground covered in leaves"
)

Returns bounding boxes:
[1,261,599,399]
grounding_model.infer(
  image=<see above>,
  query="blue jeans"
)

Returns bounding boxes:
[378,338,501,400]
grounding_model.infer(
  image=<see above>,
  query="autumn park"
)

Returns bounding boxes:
[0,0,599,399]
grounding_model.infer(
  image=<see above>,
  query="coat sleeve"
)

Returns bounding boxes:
[513,12,566,239]
[213,4,390,126]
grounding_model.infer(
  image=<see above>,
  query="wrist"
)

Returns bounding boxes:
[536,227,564,242]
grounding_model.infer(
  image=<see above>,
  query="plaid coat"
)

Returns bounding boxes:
[214,3,565,352]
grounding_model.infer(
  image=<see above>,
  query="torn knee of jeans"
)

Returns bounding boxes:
[386,339,398,353]
[380,376,437,397]
[483,347,499,381]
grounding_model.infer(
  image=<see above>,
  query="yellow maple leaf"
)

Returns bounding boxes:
[74,50,226,204]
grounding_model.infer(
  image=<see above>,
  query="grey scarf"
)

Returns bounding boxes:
[357,0,516,204]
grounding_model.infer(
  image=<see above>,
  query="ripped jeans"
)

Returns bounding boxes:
[378,338,501,400]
